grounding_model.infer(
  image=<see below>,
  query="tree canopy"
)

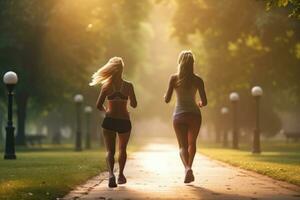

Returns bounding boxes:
[170,0,300,136]
[0,0,150,144]
[264,0,300,19]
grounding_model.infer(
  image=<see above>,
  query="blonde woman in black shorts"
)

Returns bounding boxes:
[90,57,137,188]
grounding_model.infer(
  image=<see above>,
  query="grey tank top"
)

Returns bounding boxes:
[174,85,200,116]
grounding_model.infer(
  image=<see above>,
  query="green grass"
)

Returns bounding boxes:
[0,147,106,200]
[199,141,300,186]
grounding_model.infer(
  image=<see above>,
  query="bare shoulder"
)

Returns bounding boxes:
[170,73,178,79]
[194,74,204,86]
[194,74,204,82]
[100,84,110,94]
[123,80,134,89]
[170,74,178,82]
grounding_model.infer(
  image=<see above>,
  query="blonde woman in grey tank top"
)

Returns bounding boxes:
[164,50,207,184]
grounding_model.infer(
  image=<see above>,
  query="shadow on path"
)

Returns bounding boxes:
[64,142,300,200]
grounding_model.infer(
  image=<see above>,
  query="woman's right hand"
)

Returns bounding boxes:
[198,101,203,108]
[98,105,107,112]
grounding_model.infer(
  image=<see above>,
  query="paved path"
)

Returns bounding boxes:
[63,143,300,200]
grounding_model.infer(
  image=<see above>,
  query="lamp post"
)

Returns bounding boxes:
[251,86,263,154]
[3,71,18,159]
[229,92,240,149]
[221,107,229,147]
[84,106,92,149]
[74,94,83,151]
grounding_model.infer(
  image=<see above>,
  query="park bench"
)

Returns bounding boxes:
[284,131,300,142]
[26,135,46,146]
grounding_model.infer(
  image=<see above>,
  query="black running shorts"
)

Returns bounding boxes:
[102,117,132,133]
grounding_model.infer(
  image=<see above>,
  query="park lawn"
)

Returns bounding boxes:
[0,148,106,200]
[199,141,300,186]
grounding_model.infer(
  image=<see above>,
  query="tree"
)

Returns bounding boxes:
[0,0,91,145]
[170,0,300,136]
[263,0,300,19]
[0,0,151,145]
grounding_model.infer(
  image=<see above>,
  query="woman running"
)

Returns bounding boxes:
[90,57,137,188]
[164,50,207,183]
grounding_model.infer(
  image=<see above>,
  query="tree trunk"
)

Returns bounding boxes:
[16,93,28,146]
[215,124,222,143]
[36,123,43,134]
[215,128,221,143]
[0,111,3,143]
[216,131,221,143]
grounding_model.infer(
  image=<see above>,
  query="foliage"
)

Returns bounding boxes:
[0,0,150,143]
[263,0,300,19]
[170,0,300,136]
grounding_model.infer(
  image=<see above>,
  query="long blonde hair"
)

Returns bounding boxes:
[89,57,124,86]
[176,50,195,87]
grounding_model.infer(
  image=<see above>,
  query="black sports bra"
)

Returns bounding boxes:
[107,81,128,101]
[107,91,128,100]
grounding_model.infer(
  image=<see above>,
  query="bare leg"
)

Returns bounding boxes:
[102,129,117,187]
[173,121,189,169]
[187,130,199,169]
[117,132,130,184]
[183,115,201,183]
[187,116,201,169]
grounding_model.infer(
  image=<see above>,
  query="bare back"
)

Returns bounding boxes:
[165,74,207,116]
[96,79,137,119]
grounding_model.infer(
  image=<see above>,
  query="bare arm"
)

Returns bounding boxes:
[164,75,176,103]
[96,87,107,111]
[197,77,207,107]
[129,83,137,108]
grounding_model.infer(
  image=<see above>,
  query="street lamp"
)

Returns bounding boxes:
[251,86,263,154]
[74,94,84,151]
[3,71,18,159]
[84,106,92,149]
[221,107,229,147]
[229,92,240,149]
